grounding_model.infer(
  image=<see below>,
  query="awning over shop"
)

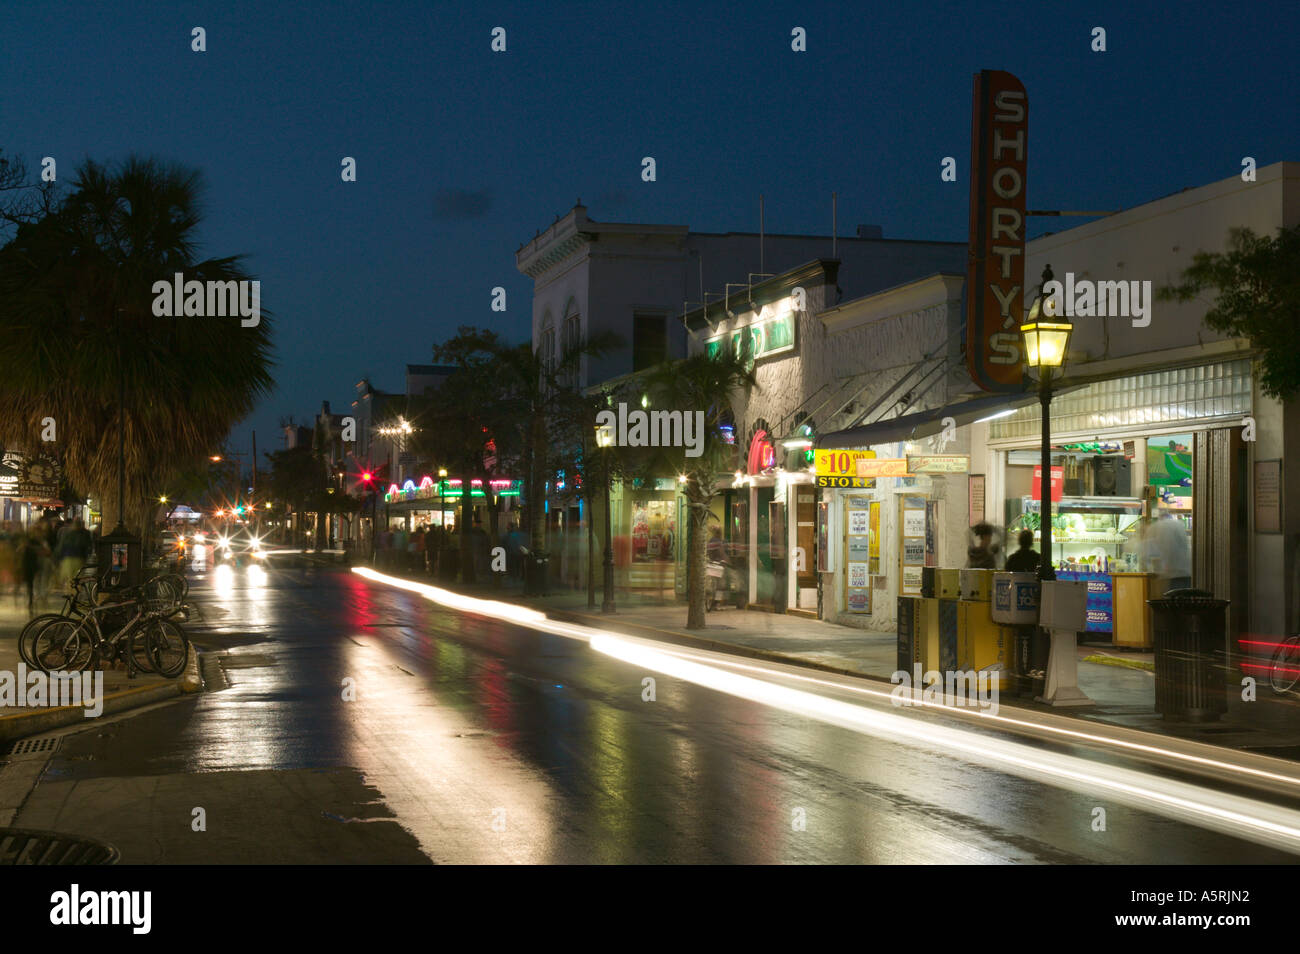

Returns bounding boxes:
[818,387,1083,450]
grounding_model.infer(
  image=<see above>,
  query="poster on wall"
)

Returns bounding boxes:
[899,496,928,597]
[902,564,924,593]
[968,474,985,525]
[1255,460,1282,534]
[845,496,873,614]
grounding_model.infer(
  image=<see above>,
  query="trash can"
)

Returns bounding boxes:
[1147,588,1229,722]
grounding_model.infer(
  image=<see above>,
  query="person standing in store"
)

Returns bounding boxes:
[1005,530,1040,573]
[1146,511,1192,594]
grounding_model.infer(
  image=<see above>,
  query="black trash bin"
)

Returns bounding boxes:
[1147,588,1230,722]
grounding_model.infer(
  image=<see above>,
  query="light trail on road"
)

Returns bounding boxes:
[352,566,1300,854]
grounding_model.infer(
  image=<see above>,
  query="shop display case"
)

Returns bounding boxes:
[1009,497,1143,635]
[1010,496,1144,573]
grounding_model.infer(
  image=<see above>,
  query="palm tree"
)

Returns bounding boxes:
[491,331,621,596]
[423,326,618,594]
[636,351,756,629]
[0,156,274,535]
[424,328,509,584]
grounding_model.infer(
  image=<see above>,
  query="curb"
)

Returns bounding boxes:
[0,679,181,744]
[179,640,203,693]
[1082,653,1156,673]
[0,646,205,744]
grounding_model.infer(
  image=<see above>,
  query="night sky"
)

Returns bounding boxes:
[4,0,1296,466]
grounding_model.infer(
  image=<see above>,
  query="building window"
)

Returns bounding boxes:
[990,359,1252,440]
[539,315,555,379]
[633,313,667,371]
[562,312,581,388]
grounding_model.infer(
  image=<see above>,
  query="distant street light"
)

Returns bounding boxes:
[438,467,448,532]
[596,419,615,613]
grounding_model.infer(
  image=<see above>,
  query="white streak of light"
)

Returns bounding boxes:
[353,566,1300,853]
[591,634,1300,854]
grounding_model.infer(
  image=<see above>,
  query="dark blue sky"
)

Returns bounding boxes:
[4,0,1296,466]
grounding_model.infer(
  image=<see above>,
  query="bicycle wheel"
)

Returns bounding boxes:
[127,626,156,674]
[1269,635,1300,694]
[162,573,189,600]
[18,614,68,668]
[147,619,190,678]
[33,620,94,673]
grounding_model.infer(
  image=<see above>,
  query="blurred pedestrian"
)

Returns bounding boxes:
[410,525,425,573]
[0,522,17,603]
[57,517,93,585]
[967,522,1001,569]
[504,520,525,580]
[1144,512,1192,594]
[19,528,46,613]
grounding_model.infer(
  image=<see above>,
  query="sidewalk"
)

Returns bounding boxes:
[0,590,201,744]
[391,570,1300,760]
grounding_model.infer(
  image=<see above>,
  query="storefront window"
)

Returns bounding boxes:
[631,498,675,563]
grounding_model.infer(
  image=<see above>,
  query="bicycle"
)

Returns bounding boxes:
[32,588,190,679]
[15,566,103,667]
[19,566,185,665]
[1269,634,1300,694]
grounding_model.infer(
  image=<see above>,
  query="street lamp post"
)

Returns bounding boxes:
[1019,264,1073,582]
[596,421,616,614]
[1021,264,1093,708]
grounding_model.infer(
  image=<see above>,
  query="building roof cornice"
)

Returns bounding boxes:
[681,259,839,332]
[516,203,689,278]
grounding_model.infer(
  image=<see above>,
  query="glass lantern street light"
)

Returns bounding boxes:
[1020,264,1073,581]
[1020,265,1073,371]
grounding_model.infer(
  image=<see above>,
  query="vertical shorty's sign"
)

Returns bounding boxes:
[967,70,1028,391]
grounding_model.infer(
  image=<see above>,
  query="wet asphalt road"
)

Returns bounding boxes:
[10,562,1298,864]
